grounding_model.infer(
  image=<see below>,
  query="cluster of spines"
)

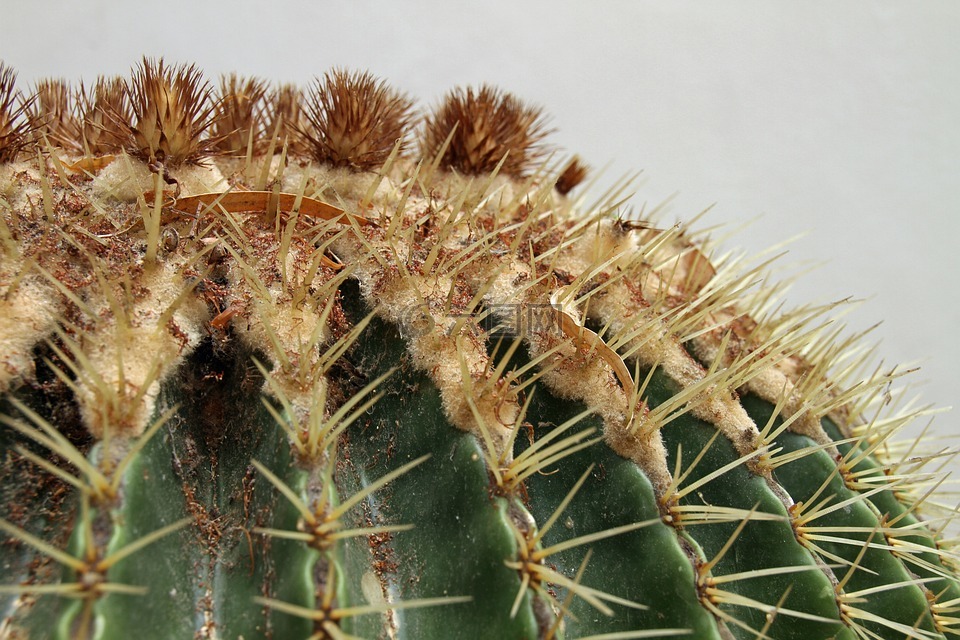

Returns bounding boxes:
[0,65,33,163]
[0,59,584,187]
[419,85,549,178]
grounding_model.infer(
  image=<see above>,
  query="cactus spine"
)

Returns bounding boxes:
[0,58,957,639]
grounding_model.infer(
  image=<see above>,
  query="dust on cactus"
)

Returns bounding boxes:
[0,57,956,640]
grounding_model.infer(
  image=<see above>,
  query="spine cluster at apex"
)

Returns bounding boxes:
[0,57,584,186]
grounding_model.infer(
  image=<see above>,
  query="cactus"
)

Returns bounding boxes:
[0,58,957,640]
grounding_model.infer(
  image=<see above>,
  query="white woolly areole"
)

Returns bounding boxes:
[71,259,207,439]
[499,263,675,493]
[227,249,333,423]
[690,333,835,448]
[92,156,227,202]
[281,163,404,210]
[332,225,520,458]
[0,272,62,392]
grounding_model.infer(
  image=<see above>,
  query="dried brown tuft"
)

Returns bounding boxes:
[77,76,131,156]
[421,85,550,178]
[555,155,589,195]
[124,58,219,166]
[27,79,82,151]
[211,74,268,154]
[299,69,414,171]
[265,83,304,152]
[0,63,35,163]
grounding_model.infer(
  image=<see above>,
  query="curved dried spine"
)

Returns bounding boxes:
[478,250,676,492]
[510,217,773,492]
[168,190,370,226]
[415,182,685,491]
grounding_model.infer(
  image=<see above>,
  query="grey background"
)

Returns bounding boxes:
[2,2,957,445]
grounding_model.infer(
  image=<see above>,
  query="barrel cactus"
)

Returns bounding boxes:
[0,58,956,640]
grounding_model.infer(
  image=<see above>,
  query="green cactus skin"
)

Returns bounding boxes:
[1,60,958,639]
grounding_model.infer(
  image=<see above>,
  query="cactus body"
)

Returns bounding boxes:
[0,60,957,639]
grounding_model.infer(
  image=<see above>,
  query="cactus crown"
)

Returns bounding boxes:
[0,58,956,640]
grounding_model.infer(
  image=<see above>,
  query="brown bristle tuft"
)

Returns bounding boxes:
[421,85,550,178]
[0,63,35,163]
[266,83,304,151]
[212,74,268,154]
[77,76,131,156]
[124,57,219,167]
[299,69,414,171]
[555,155,589,195]
[28,79,81,151]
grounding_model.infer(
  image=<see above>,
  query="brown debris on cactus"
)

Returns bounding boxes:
[298,69,414,171]
[123,57,220,167]
[0,63,35,163]
[555,155,589,195]
[211,73,268,154]
[421,84,550,178]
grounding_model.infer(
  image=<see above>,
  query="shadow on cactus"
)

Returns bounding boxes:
[0,57,957,639]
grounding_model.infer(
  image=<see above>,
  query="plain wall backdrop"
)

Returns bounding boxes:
[2,2,958,447]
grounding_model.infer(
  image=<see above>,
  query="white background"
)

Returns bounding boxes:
[2,2,957,447]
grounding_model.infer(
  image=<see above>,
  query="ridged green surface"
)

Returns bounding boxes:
[93,342,316,640]
[818,414,960,610]
[338,309,539,639]
[2,296,958,639]
[649,370,853,640]
[3,343,319,639]
[743,395,942,638]
[1,392,79,638]
[518,390,720,639]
